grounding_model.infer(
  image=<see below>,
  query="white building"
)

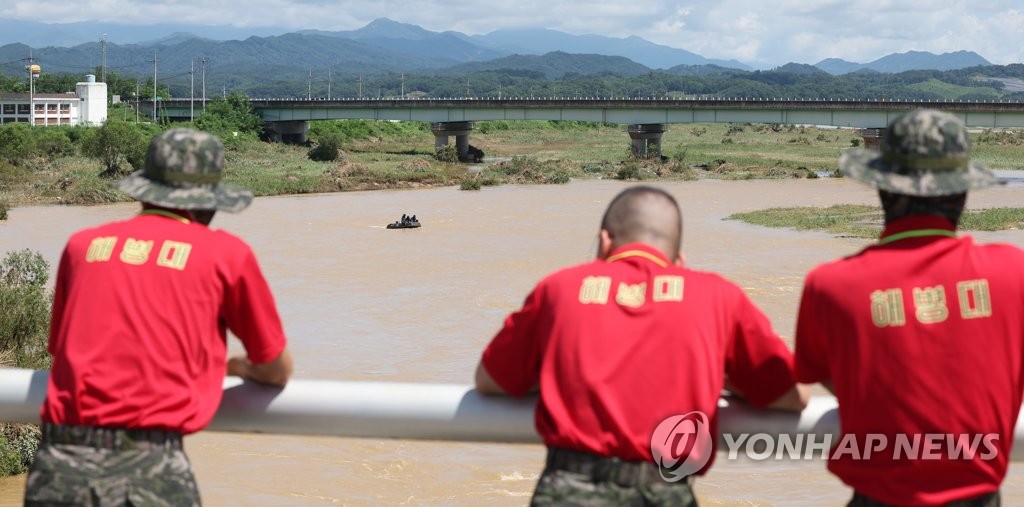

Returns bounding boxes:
[0,74,107,126]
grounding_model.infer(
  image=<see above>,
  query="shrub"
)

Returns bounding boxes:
[308,133,344,162]
[434,145,459,163]
[0,123,35,166]
[615,162,644,181]
[80,119,148,177]
[460,179,482,191]
[32,128,74,159]
[0,249,52,478]
[850,138,862,147]
[0,200,7,220]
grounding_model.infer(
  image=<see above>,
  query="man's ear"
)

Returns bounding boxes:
[674,251,686,267]
[597,229,615,260]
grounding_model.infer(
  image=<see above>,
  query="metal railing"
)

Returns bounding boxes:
[3,368,1022,460]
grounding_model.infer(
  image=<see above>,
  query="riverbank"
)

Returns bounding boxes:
[0,121,866,214]
[4,121,1023,219]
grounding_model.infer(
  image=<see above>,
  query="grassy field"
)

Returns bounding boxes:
[1,120,1022,212]
[729,205,1024,238]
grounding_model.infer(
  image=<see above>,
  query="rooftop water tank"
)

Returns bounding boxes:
[85,74,95,83]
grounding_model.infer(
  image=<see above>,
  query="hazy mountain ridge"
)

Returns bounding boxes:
[440,51,653,79]
[0,17,997,77]
[814,50,991,75]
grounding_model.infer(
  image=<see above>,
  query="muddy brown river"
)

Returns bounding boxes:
[2,177,1023,505]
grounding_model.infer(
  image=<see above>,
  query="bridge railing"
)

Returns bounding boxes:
[3,368,1022,460]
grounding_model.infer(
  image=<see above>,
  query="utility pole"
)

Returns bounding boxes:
[358,75,362,98]
[135,81,140,123]
[25,52,35,126]
[100,34,107,83]
[327,69,332,100]
[200,57,207,112]
[400,73,404,98]
[152,52,158,123]
[307,69,312,100]
[190,59,195,122]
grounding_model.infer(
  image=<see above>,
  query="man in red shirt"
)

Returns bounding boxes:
[476,185,807,506]
[795,109,1015,506]
[24,128,294,506]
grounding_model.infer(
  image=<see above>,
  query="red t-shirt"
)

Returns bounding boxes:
[42,210,288,434]
[481,243,796,465]
[795,215,1024,505]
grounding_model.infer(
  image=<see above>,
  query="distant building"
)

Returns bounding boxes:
[0,74,107,126]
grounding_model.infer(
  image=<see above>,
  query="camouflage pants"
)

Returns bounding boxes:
[530,448,697,507]
[23,424,200,507]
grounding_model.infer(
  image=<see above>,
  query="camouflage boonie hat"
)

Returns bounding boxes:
[839,109,1000,196]
[116,128,253,212]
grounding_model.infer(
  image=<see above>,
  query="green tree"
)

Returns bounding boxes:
[194,92,264,139]
[0,124,36,166]
[80,119,149,177]
[31,128,74,158]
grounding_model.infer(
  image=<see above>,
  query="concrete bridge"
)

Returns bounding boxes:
[138,97,1024,159]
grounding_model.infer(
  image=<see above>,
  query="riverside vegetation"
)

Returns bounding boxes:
[728,205,1024,239]
[3,96,1024,211]
[3,97,1024,477]
[0,250,51,477]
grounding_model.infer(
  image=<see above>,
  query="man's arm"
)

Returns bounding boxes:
[766,383,810,411]
[474,362,508,395]
[725,379,810,412]
[228,348,293,387]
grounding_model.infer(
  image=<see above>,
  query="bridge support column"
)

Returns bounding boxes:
[265,120,310,144]
[431,121,483,162]
[858,128,885,150]
[627,124,668,159]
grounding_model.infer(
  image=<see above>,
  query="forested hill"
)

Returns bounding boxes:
[0,37,1021,103]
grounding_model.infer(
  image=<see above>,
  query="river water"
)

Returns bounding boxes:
[2,177,1024,505]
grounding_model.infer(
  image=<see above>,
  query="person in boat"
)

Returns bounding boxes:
[475,184,807,506]
[794,109,1015,506]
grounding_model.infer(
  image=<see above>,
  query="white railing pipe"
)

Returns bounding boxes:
[3,368,1022,460]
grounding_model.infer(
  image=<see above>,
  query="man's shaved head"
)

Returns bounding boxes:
[599,186,682,260]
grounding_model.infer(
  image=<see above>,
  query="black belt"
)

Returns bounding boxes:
[851,491,1000,507]
[41,423,183,451]
[545,447,690,488]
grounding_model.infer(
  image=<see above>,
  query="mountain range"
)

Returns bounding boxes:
[0,17,994,78]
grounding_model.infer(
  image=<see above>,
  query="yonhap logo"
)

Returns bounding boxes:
[650,411,713,482]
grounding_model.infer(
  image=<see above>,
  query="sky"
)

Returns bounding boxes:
[3,0,1023,67]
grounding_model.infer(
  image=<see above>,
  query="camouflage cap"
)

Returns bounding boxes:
[838,109,1000,196]
[116,128,253,212]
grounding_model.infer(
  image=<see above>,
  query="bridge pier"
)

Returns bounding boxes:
[858,128,885,150]
[431,121,482,162]
[627,123,668,159]
[265,120,310,144]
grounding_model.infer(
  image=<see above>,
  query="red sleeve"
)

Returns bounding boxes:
[47,246,72,355]
[222,247,288,364]
[480,284,547,398]
[794,274,830,384]
[724,287,797,408]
